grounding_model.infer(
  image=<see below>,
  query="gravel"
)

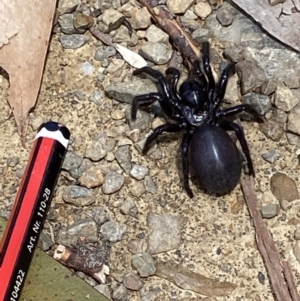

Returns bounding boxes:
[2,1,300,300]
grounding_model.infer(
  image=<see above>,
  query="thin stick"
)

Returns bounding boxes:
[138,0,200,62]
[241,177,300,301]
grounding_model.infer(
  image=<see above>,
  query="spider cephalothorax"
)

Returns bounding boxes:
[131,42,262,198]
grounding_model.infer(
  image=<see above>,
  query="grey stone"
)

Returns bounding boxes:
[269,0,287,6]
[100,220,127,242]
[191,28,211,44]
[57,0,79,15]
[138,42,172,65]
[259,117,285,141]
[236,60,267,94]
[261,79,280,95]
[145,25,169,44]
[167,0,195,14]
[130,7,151,29]
[58,14,77,34]
[85,140,107,161]
[123,273,143,290]
[207,6,300,89]
[241,93,272,115]
[216,2,238,26]
[180,15,202,32]
[98,9,125,33]
[295,227,300,240]
[260,203,280,218]
[261,149,281,163]
[144,176,157,194]
[102,171,125,194]
[287,102,300,135]
[73,13,94,31]
[95,132,116,152]
[7,156,19,167]
[130,181,146,197]
[147,213,182,254]
[89,89,105,106]
[90,206,109,226]
[105,59,125,74]
[120,198,137,216]
[69,158,93,179]
[38,232,54,251]
[59,33,89,49]
[78,165,104,188]
[103,77,156,104]
[273,83,299,112]
[130,164,148,180]
[131,253,156,277]
[94,46,117,61]
[62,185,95,206]
[113,25,138,47]
[62,151,83,171]
[111,283,128,301]
[115,145,132,174]
[194,1,212,20]
[57,218,98,245]
[223,46,244,63]
[127,239,144,254]
[98,0,121,10]
[94,284,111,300]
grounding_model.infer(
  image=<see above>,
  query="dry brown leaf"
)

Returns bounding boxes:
[232,0,300,53]
[0,1,20,47]
[0,0,57,140]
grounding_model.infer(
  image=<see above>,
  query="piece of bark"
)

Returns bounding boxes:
[53,244,110,283]
[241,177,300,301]
[155,261,237,296]
[137,0,200,62]
[232,0,300,53]
[0,0,57,141]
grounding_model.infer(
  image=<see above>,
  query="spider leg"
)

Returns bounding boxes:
[165,67,181,102]
[193,60,208,87]
[216,104,263,122]
[219,121,254,176]
[143,123,182,154]
[202,42,215,102]
[181,131,193,198]
[213,63,235,109]
[133,67,171,99]
[131,93,166,120]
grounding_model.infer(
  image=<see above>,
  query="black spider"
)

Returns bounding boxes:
[131,42,262,198]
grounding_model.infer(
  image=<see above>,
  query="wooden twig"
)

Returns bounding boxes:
[137,0,200,62]
[241,177,300,301]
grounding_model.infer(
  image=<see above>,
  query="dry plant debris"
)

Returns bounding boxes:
[0,0,56,141]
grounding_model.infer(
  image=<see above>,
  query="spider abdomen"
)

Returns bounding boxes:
[189,124,243,194]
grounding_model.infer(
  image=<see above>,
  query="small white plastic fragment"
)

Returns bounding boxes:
[115,43,147,68]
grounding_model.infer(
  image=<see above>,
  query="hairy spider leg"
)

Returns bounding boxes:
[143,123,182,154]
[202,42,215,103]
[181,131,194,198]
[131,93,165,120]
[219,121,254,176]
[216,104,263,122]
[213,63,235,110]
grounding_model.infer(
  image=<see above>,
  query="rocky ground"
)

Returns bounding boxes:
[1,0,300,300]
